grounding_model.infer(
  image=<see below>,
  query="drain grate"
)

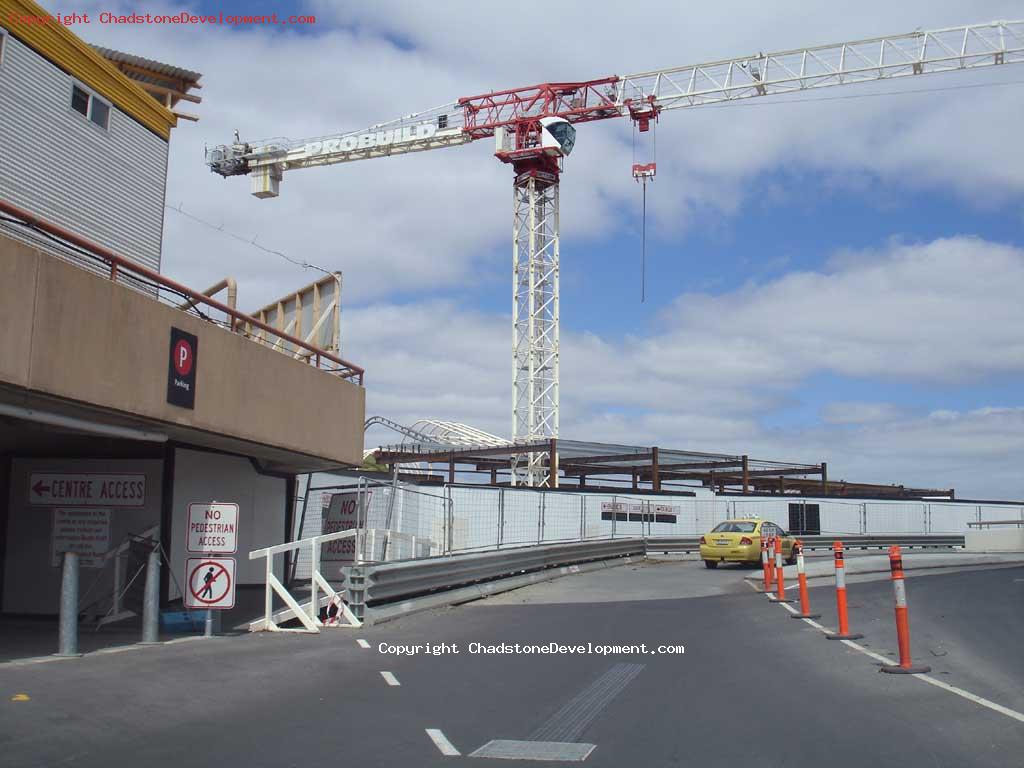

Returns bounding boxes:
[469,740,596,761]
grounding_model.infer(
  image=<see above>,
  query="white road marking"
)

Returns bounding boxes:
[916,674,1024,723]
[791,607,1024,724]
[381,671,401,686]
[426,728,461,756]
[357,639,371,649]
[778,602,799,615]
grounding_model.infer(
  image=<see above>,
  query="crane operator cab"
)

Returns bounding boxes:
[539,116,576,157]
[495,116,576,159]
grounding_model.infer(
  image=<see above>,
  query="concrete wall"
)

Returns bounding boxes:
[168,448,285,599]
[2,457,162,614]
[0,235,365,466]
[965,529,1024,552]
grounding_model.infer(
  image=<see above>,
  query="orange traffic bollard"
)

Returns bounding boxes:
[771,537,794,603]
[761,537,772,591]
[880,545,931,674]
[826,541,863,640]
[790,540,820,619]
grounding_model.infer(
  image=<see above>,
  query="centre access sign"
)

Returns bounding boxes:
[28,473,146,508]
[186,502,239,554]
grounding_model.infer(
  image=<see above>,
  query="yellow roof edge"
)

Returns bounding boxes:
[1,0,177,140]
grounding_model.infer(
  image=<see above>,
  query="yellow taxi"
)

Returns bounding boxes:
[699,518,797,569]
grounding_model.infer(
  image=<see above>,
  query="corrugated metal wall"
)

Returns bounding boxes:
[0,31,168,272]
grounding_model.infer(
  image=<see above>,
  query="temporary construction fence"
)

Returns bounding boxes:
[289,474,1023,577]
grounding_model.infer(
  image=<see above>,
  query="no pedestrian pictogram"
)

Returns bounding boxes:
[184,557,236,610]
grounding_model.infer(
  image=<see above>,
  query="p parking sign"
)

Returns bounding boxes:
[167,327,198,409]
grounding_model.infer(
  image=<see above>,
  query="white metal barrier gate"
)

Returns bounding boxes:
[249,528,361,633]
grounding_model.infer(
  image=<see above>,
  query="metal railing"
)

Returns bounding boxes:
[643,533,966,555]
[0,198,364,383]
[967,520,1024,528]
[249,528,362,633]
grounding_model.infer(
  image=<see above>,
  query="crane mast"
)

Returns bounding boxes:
[207,20,1023,486]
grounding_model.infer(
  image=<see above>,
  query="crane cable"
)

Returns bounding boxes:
[633,118,655,303]
[641,179,647,303]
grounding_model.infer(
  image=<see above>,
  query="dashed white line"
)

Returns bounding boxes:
[380,671,401,686]
[425,728,461,756]
[356,639,371,649]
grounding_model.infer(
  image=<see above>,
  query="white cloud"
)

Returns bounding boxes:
[820,402,906,425]
[344,237,1024,497]
[61,2,1024,498]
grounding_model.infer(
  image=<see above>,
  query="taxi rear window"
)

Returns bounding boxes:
[711,521,757,533]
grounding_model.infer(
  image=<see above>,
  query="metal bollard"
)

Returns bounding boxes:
[826,541,863,640]
[140,548,161,644]
[56,552,82,657]
[204,609,221,637]
[760,537,772,591]
[791,540,820,619]
[880,546,931,674]
[772,537,793,603]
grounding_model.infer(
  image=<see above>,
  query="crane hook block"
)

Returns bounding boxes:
[632,163,656,181]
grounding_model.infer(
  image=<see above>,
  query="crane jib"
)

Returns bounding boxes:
[304,123,438,157]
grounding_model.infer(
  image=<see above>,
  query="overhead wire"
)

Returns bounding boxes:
[165,202,335,277]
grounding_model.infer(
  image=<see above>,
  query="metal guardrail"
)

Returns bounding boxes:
[249,532,966,629]
[644,534,965,554]
[967,520,1024,528]
[344,537,645,616]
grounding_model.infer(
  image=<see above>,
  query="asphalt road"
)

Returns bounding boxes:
[2,560,1022,767]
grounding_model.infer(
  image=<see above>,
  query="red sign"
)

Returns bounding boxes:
[184,557,236,610]
[173,339,194,376]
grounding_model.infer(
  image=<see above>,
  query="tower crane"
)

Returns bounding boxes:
[207,20,1023,486]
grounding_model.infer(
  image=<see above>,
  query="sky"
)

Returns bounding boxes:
[63,1,1024,499]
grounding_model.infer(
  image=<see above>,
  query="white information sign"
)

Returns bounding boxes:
[51,508,111,568]
[184,557,236,610]
[29,473,145,508]
[320,490,369,564]
[186,502,239,554]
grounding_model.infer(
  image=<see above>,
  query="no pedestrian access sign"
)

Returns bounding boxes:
[184,557,236,610]
[186,502,239,554]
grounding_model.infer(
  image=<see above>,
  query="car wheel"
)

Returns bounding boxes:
[704,559,718,569]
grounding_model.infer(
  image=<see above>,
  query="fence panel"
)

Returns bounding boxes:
[929,503,979,533]
[501,488,542,546]
[541,491,584,543]
[449,486,501,552]
[815,501,863,535]
[865,502,927,534]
